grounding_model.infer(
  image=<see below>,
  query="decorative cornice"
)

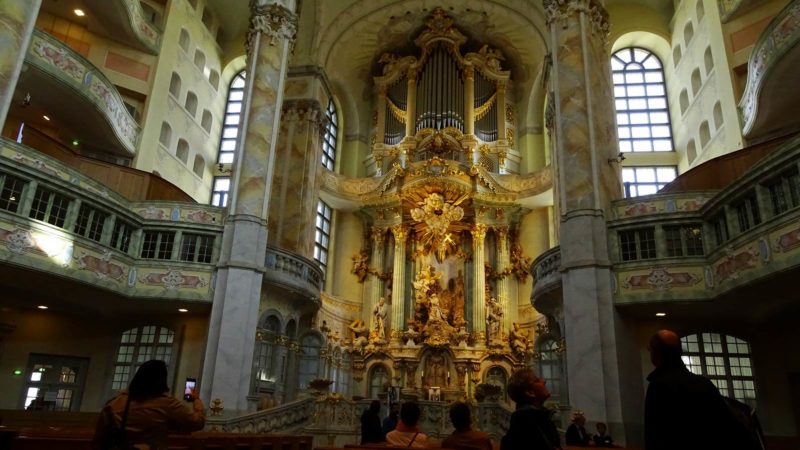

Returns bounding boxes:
[543,0,610,41]
[246,1,297,57]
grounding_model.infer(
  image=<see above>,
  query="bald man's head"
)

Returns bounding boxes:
[649,330,683,367]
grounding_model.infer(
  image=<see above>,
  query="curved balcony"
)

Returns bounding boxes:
[0,138,223,311]
[84,0,162,54]
[609,135,800,318]
[264,246,324,312]
[740,1,800,139]
[21,30,140,157]
[530,246,562,315]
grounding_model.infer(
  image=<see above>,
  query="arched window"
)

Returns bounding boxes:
[209,70,220,91]
[176,139,189,164]
[192,155,205,177]
[179,29,190,53]
[679,89,690,115]
[485,366,508,400]
[369,364,389,399]
[193,50,206,71]
[681,333,757,407]
[699,121,711,148]
[201,110,213,133]
[218,71,246,165]
[337,352,352,397]
[691,68,703,96]
[111,326,175,391]
[672,45,682,67]
[314,201,332,270]
[169,72,181,99]
[184,91,198,117]
[255,315,281,383]
[687,139,697,163]
[298,334,322,391]
[612,48,674,152]
[704,47,714,75]
[696,1,705,21]
[713,102,724,130]
[684,21,695,47]
[538,339,563,401]
[322,99,338,170]
[159,122,172,148]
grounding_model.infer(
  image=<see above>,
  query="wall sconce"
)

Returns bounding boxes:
[608,152,626,165]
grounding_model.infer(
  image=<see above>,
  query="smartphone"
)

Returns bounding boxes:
[183,378,196,402]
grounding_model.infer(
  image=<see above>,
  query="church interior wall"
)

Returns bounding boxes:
[0,306,208,412]
[134,0,226,203]
[328,211,365,302]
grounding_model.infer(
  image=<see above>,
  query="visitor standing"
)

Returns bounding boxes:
[500,368,561,450]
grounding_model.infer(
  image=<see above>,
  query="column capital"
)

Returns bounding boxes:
[246,1,297,55]
[371,226,386,244]
[542,0,609,37]
[493,225,509,241]
[471,223,488,243]
[391,224,409,244]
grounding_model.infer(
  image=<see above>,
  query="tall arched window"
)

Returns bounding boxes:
[369,364,389,399]
[255,315,280,383]
[538,339,563,401]
[111,326,175,391]
[681,333,757,407]
[321,99,338,170]
[611,48,674,153]
[297,334,322,391]
[218,71,246,165]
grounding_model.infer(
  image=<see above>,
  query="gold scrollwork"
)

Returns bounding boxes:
[474,93,497,121]
[386,98,407,123]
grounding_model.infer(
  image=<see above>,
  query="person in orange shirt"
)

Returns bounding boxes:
[441,402,493,450]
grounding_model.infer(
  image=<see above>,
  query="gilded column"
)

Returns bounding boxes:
[544,0,626,437]
[390,225,408,339]
[0,0,42,128]
[366,226,386,324]
[201,0,296,413]
[495,226,512,330]
[471,224,488,340]
[464,67,475,136]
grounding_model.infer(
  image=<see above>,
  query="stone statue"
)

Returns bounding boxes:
[372,297,388,340]
[510,322,530,355]
[348,320,368,351]
[428,293,447,323]
[424,353,448,388]
[486,296,503,342]
[351,251,369,283]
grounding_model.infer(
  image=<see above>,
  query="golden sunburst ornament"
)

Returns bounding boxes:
[410,193,466,260]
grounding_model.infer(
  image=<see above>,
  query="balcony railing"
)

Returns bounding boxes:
[740,0,800,138]
[25,30,140,155]
[264,246,324,308]
[0,138,223,301]
[609,135,800,305]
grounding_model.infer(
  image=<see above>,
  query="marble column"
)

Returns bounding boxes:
[267,99,325,258]
[390,225,408,339]
[495,226,513,330]
[471,224,488,340]
[544,0,626,439]
[0,0,42,129]
[201,0,296,413]
[366,226,386,324]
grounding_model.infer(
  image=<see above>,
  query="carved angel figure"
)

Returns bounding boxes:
[510,322,531,356]
[410,193,464,235]
[349,319,369,351]
[478,44,505,71]
[486,296,504,342]
[351,251,369,283]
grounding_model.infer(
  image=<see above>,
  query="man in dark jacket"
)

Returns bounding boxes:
[645,330,751,450]
[501,369,561,450]
[360,400,384,444]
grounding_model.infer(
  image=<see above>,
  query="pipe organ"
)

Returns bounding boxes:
[373,9,511,173]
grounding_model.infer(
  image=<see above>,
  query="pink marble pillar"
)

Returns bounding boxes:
[544,0,627,442]
[201,0,296,412]
[0,0,42,128]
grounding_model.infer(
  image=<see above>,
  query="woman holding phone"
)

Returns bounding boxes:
[93,360,205,450]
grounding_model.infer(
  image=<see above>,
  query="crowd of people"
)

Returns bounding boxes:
[91,329,763,449]
[359,329,764,450]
